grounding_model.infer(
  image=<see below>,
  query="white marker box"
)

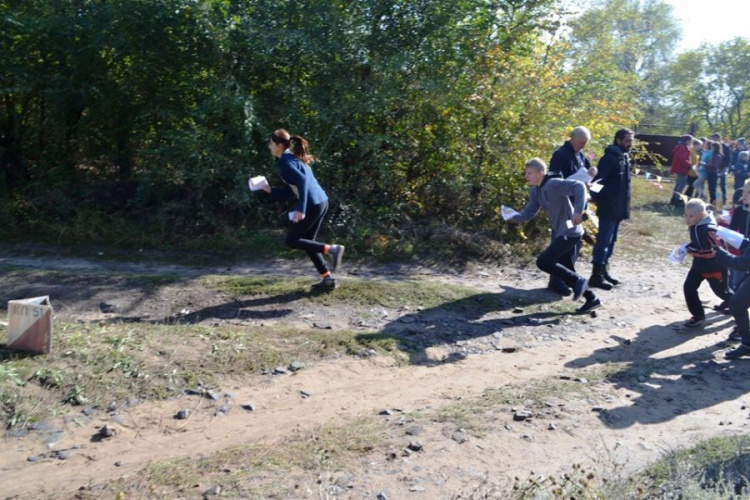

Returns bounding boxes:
[248,175,269,191]
[8,296,52,353]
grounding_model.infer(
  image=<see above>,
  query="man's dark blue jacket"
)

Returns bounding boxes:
[592,144,631,221]
[549,141,591,179]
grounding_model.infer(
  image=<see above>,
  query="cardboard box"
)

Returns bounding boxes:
[8,296,52,353]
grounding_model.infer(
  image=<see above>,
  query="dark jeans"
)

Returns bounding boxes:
[685,175,696,197]
[548,235,579,290]
[731,277,750,345]
[735,174,747,191]
[285,200,329,275]
[538,235,595,300]
[592,218,621,266]
[683,267,732,319]
[719,174,727,204]
[707,171,718,204]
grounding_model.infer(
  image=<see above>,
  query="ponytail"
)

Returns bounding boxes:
[270,128,316,165]
[289,135,316,165]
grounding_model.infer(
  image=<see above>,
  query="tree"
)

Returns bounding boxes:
[649,38,750,139]
[0,0,661,251]
[566,0,681,135]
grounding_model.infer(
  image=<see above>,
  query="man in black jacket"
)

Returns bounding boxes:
[549,126,593,179]
[589,129,634,289]
[547,126,596,295]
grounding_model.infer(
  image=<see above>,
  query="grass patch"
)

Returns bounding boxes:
[460,435,750,499]
[599,360,656,384]
[85,419,392,499]
[0,322,407,430]
[205,275,480,309]
[435,376,595,434]
[632,434,750,498]
[434,365,627,434]
[618,177,686,258]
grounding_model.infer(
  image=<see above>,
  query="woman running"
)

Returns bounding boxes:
[260,128,344,290]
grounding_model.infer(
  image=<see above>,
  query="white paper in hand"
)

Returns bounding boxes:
[565,220,575,229]
[668,243,689,265]
[718,209,732,225]
[589,179,604,193]
[248,175,269,191]
[716,225,745,249]
[567,167,593,184]
[501,205,520,221]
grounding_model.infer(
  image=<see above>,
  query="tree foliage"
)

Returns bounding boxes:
[651,38,750,138]
[0,0,677,253]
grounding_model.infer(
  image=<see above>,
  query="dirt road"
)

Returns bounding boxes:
[1,250,749,499]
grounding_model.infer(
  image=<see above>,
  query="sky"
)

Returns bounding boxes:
[663,0,749,52]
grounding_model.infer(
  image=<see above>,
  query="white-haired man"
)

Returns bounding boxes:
[546,126,599,294]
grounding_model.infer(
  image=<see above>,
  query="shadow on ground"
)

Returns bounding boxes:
[99,281,576,367]
[360,284,577,366]
[565,313,750,428]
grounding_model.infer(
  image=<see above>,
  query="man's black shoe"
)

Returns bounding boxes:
[589,273,613,291]
[729,327,742,341]
[725,344,750,360]
[603,264,621,286]
[576,297,602,314]
[683,316,705,328]
[713,302,731,315]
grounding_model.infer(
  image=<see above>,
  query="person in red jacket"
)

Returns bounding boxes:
[670,134,694,206]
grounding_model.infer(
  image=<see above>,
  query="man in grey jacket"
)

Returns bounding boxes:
[507,158,602,314]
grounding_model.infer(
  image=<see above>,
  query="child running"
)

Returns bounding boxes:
[682,198,732,327]
[259,129,344,290]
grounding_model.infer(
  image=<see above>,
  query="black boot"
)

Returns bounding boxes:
[589,264,613,290]
[725,344,750,360]
[603,263,620,286]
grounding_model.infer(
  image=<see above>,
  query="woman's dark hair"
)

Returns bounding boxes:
[270,128,316,164]
[712,141,722,155]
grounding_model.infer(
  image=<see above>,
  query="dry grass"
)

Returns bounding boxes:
[79,418,393,500]
[616,177,687,259]
[0,321,403,430]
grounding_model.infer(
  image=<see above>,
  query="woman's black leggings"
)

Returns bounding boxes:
[285,200,329,275]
